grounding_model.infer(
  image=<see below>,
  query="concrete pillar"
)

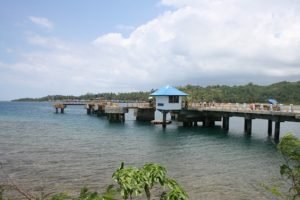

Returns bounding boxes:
[268,120,272,136]
[55,108,58,114]
[122,114,125,123]
[183,121,192,127]
[183,122,188,127]
[60,108,64,114]
[87,108,91,115]
[136,108,155,121]
[289,104,294,112]
[107,113,124,122]
[193,121,198,126]
[244,118,252,135]
[274,121,280,142]
[222,116,229,131]
[204,118,209,127]
[170,113,176,120]
[203,117,215,127]
[96,110,104,117]
[162,111,167,128]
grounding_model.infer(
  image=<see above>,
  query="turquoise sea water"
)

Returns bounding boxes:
[1,102,300,199]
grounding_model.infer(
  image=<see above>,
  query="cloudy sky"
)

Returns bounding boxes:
[1,0,300,100]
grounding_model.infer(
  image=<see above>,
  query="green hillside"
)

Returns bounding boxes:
[13,81,300,104]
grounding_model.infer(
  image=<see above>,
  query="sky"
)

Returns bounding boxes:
[1,0,300,100]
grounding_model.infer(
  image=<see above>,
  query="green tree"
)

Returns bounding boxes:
[140,163,167,200]
[112,162,188,200]
[277,133,300,199]
[264,134,300,200]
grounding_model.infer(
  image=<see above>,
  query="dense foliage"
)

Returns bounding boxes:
[112,162,188,200]
[277,134,300,199]
[13,92,151,102]
[179,81,300,104]
[13,81,300,104]
[264,134,300,199]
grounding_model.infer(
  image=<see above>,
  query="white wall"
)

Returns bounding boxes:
[155,96,183,111]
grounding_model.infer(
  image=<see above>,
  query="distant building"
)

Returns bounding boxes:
[150,85,188,111]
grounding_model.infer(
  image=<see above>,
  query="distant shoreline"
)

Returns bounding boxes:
[11,81,300,104]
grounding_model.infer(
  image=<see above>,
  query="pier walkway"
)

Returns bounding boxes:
[54,100,154,122]
[54,101,300,142]
[180,103,300,141]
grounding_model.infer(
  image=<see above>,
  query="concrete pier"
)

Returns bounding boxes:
[268,120,272,136]
[105,106,128,122]
[53,100,300,142]
[162,111,167,128]
[170,112,177,120]
[244,118,252,135]
[54,104,66,114]
[135,108,155,121]
[274,121,281,142]
[203,117,215,127]
[222,116,229,131]
[86,104,93,115]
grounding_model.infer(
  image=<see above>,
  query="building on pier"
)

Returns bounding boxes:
[150,85,188,127]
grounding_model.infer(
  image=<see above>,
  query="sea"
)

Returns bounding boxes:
[0,101,300,199]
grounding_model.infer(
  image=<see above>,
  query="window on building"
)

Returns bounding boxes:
[169,96,179,103]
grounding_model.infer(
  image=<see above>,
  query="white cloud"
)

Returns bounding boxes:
[2,0,300,99]
[28,16,53,29]
[27,34,70,50]
[116,24,135,32]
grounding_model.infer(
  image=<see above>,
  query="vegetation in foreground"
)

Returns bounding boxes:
[264,133,300,200]
[0,162,188,200]
[13,81,300,104]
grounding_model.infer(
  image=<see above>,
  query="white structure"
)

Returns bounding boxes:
[150,85,188,112]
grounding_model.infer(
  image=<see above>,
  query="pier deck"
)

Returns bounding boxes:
[178,103,300,141]
[53,100,300,141]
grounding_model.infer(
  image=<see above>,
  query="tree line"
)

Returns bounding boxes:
[13,81,300,104]
[179,81,300,104]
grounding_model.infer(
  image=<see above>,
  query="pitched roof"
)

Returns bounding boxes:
[150,85,188,96]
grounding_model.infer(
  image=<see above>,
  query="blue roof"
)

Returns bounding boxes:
[150,85,188,96]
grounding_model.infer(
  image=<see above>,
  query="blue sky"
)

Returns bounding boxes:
[0,0,166,62]
[1,0,300,100]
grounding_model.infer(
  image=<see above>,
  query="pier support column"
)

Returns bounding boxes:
[136,108,155,121]
[203,117,215,128]
[121,113,125,123]
[60,108,64,114]
[87,108,91,115]
[170,112,177,120]
[202,120,206,127]
[244,118,252,135]
[274,121,280,142]
[162,111,167,129]
[55,108,58,114]
[97,109,105,117]
[268,120,272,136]
[193,121,198,126]
[183,121,192,127]
[222,116,230,131]
[108,113,122,122]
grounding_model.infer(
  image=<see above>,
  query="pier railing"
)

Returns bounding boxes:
[187,103,300,113]
[123,102,151,108]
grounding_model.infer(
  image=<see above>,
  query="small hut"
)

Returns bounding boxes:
[150,85,188,127]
